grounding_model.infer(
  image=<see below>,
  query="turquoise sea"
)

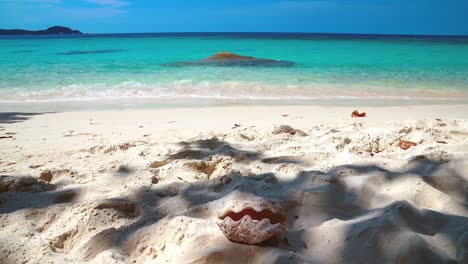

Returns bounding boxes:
[1,33,468,111]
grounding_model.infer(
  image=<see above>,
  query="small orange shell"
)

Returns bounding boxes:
[351,110,366,118]
[400,140,417,150]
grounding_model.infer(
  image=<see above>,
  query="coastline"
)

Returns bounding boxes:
[1,104,468,262]
[2,104,468,149]
[2,96,468,112]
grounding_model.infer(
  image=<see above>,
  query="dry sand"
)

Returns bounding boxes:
[1,105,468,263]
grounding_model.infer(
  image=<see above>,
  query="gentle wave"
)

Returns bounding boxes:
[1,81,468,103]
[56,49,126,55]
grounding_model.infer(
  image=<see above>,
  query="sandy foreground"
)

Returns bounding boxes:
[1,104,468,263]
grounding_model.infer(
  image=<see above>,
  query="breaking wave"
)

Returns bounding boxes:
[1,80,468,103]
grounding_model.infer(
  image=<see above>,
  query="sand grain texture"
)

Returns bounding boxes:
[1,105,468,263]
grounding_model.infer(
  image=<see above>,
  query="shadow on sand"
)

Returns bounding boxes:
[0,112,51,125]
[1,138,467,263]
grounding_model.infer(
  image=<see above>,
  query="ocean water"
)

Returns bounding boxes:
[1,33,468,111]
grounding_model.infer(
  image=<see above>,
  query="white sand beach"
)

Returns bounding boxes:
[1,104,468,263]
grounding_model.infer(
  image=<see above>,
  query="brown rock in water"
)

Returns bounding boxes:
[208,52,255,60]
[165,52,294,67]
[400,140,417,150]
[39,170,53,182]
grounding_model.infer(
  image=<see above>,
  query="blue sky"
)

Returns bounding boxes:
[0,0,467,35]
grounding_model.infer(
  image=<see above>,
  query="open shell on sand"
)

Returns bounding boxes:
[216,199,286,245]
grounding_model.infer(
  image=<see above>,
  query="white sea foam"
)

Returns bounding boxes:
[0,80,467,104]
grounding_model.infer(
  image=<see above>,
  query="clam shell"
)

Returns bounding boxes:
[217,200,286,244]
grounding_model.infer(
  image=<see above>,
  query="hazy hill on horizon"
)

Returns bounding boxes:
[0,26,82,35]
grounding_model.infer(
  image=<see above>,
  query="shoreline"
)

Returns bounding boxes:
[2,104,468,152]
[1,97,468,112]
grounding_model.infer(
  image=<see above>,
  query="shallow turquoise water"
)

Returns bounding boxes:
[1,33,468,110]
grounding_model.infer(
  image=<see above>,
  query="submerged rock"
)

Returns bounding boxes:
[164,51,294,67]
[207,52,258,60]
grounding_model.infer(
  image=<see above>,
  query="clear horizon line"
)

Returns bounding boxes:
[81,31,468,37]
[2,27,468,37]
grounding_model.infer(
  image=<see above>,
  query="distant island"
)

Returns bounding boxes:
[0,26,82,35]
